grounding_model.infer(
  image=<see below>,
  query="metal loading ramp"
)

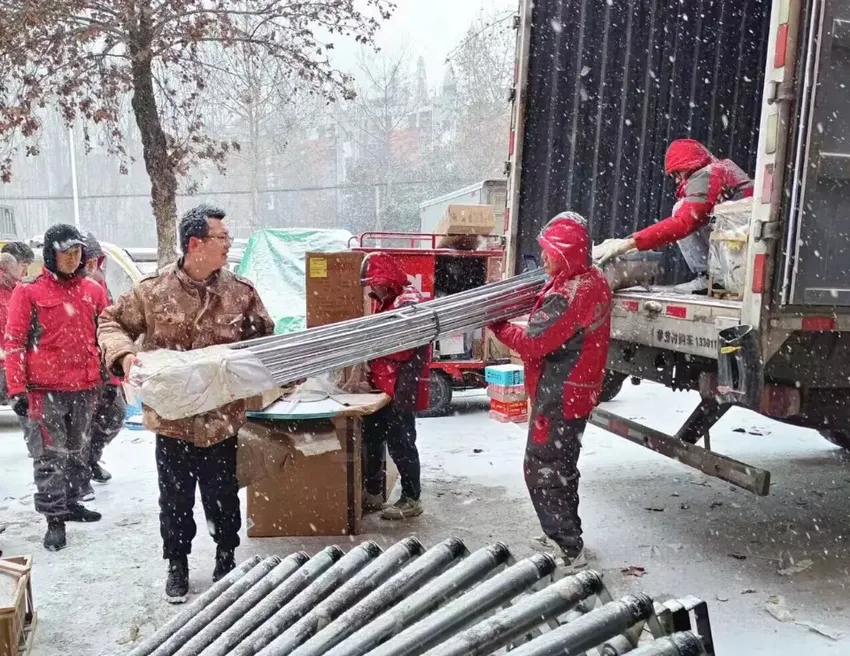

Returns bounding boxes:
[127,538,715,656]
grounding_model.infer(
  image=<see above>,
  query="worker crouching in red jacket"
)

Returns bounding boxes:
[491,213,612,566]
[360,252,430,521]
[4,225,108,552]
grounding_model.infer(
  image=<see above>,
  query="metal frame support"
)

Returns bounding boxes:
[674,399,730,447]
[590,407,771,496]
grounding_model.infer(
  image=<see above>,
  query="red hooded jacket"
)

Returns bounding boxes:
[633,139,753,251]
[4,270,108,397]
[491,213,612,428]
[361,253,430,412]
[0,268,17,361]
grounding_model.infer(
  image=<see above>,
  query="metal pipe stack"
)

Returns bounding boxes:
[231,270,546,387]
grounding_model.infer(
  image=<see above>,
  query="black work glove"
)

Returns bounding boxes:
[11,394,28,418]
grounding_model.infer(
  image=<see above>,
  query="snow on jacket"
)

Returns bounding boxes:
[360,252,430,412]
[4,270,108,397]
[491,213,612,422]
[97,263,274,447]
[0,268,17,361]
[632,139,754,252]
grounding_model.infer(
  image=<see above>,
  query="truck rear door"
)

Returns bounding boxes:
[780,0,850,306]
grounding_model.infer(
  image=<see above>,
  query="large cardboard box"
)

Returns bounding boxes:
[435,205,496,236]
[244,417,362,537]
[305,251,367,328]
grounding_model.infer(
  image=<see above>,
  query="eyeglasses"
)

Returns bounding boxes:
[205,234,234,246]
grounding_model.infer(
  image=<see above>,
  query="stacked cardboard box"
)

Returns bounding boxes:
[485,365,527,423]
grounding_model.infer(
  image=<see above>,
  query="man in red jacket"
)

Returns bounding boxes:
[4,224,108,551]
[360,252,429,521]
[593,139,753,292]
[81,232,126,490]
[491,212,612,566]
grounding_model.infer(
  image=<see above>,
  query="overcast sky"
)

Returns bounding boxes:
[334,0,517,89]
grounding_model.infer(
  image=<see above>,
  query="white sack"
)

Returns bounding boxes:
[131,345,276,420]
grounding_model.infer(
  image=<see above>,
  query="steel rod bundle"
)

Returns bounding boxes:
[232,269,546,387]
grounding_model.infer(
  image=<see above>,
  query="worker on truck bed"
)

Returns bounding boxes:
[593,138,753,293]
[360,252,429,521]
[490,212,612,568]
[4,225,109,552]
[98,205,274,604]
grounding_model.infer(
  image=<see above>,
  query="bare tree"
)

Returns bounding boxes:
[445,9,514,182]
[0,0,393,263]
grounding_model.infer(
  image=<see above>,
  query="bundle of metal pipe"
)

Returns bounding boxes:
[126,538,713,656]
[231,269,546,387]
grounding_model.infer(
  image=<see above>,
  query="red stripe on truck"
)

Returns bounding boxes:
[509,130,516,156]
[762,164,774,204]
[504,207,511,233]
[752,253,766,293]
[665,305,687,319]
[801,316,835,331]
[775,23,789,68]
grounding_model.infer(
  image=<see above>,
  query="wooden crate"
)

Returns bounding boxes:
[0,555,36,656]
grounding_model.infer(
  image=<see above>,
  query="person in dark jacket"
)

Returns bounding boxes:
[80,232,126,489]
[490,212,612,566]
[4,225,109,551]
[360,252,429,521]
[593,138,754,292]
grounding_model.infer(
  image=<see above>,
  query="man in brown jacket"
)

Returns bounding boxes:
[98,205,273,603]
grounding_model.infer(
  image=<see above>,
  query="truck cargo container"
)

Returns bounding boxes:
[506,0,850,495]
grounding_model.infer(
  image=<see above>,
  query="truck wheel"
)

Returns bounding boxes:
[819,430,850,451]
[419,371,453,418]
[599,371,628,403]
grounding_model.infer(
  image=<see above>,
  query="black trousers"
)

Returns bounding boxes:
[524,413,587,558]
[363,403,421,501]
[155,435,240,560]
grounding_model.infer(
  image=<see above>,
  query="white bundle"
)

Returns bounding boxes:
[131,345,276,420]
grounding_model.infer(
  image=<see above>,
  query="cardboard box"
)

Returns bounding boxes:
[435,205,496,236]
[244,387,285,412]
[485,364,524,386]
[245,417,362,537]
[0,555,35,656]
[489,410,528,424]
[490,399,528,417]
[305,251,366,328]
[487,384,527,403]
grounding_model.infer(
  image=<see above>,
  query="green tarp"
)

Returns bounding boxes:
[236,228,353,334]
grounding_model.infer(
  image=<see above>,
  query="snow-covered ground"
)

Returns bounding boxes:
[2,382,850,654]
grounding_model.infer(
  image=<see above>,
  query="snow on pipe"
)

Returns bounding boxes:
[128,556,264,656]
[626,632,707,656]
[201,546,345,656]
[505,594,657,656]
[292,538,469,656]
[322,542,513,656]
[365,553,558,656]
[257,538,425,656]
[236,541,384,656]
[422,569,606,656]
[172,552,310,656]
[150,556,282,656]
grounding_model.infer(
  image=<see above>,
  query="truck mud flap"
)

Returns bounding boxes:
[590,408,771,496]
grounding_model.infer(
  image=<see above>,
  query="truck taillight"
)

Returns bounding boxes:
[504,207,510,233]
[775,23,789,67]
[761,164,774,204]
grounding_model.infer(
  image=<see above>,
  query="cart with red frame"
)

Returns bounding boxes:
[351,232,511,415]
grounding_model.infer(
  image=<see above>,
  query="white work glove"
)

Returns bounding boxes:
[592,238,636,267]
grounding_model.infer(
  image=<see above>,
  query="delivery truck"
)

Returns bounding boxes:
[505,0,850,495]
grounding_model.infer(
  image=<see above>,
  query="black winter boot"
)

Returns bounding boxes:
[44,519,67,552]
[62,504,102,523]
[91,463,112,483]
[213,549,236,583]
[165,557,189,604]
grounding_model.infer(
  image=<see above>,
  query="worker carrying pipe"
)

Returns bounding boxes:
[359,252,430,521]
[490,212,612,568]
[593,138,753,293]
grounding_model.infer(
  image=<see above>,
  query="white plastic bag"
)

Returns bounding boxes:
[709,198,752,296]
[130,345,276,420]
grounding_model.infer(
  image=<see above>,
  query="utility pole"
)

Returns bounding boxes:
[68,128,81,228]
